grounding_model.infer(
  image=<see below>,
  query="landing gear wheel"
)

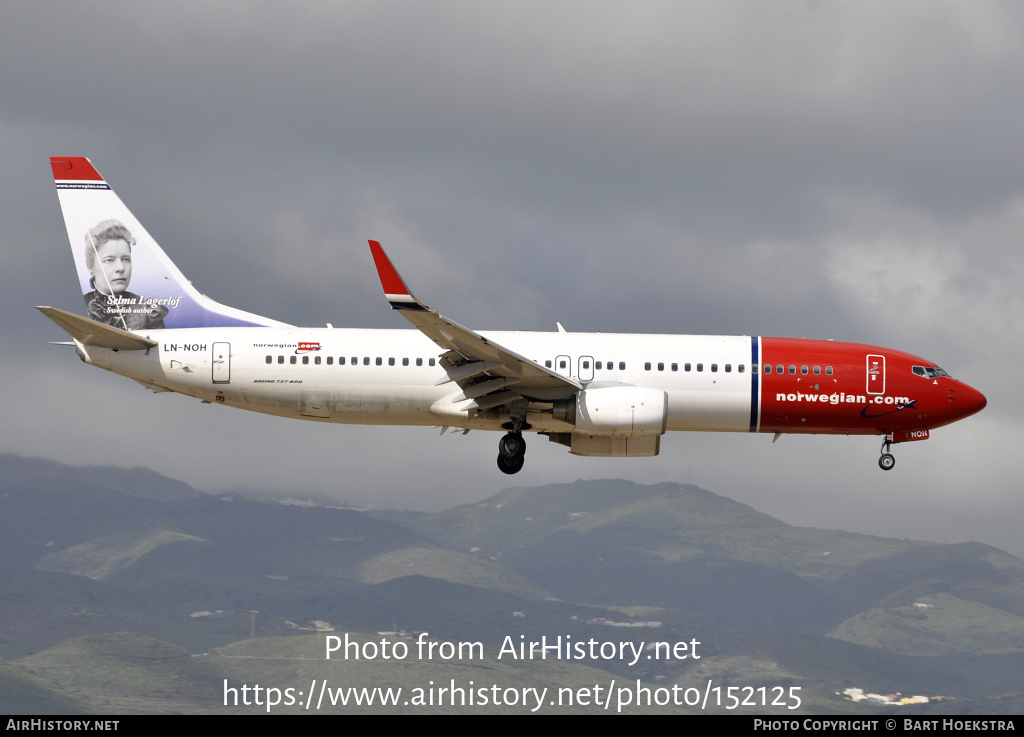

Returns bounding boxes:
[497,453,525,475]
[878,437,895,471]
[498,432,526,459]
[497,432,526,474]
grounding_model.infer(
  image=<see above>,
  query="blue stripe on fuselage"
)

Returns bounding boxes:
[749,336,760,432]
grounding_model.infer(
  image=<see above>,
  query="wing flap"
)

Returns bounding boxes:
[434,360,503,386]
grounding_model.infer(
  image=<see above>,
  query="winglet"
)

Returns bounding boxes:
[368,241,427,312]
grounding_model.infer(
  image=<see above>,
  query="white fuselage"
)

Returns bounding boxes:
[83,327,756,434]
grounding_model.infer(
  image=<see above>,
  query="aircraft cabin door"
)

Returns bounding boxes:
[555,355,572,378]
[866,354,885,396]
[212,342,231,384]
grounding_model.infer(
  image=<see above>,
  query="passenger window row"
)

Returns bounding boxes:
[761,364,834,376]
[266,355,437,367]
[643,362,746,373]
[545,360,628,370]
[630,361,836,376]
[264,354,834,378]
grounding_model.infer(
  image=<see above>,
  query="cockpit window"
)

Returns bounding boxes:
[913,365,950,379]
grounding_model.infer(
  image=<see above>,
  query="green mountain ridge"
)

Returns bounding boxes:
[1,453,1023,713]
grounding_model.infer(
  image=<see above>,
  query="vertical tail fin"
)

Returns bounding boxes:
[50,157,288,330]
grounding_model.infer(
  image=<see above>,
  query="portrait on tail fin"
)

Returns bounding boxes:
[50,156,286,331]
[82,219,169,330]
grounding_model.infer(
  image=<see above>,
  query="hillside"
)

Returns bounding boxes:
[2,453,1024,713]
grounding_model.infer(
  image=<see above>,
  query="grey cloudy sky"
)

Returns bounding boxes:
[2,2,1021,555]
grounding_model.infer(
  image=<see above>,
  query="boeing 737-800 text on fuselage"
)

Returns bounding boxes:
[40,157,986,474]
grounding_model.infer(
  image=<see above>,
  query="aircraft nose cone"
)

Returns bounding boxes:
[958,383,987,417]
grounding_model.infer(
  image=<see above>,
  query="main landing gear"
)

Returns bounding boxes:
[497,431,526,475]
[878,437,895,471]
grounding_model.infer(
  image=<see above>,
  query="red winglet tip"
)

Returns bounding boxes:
[50,156,103,182]
[368,241,410,297]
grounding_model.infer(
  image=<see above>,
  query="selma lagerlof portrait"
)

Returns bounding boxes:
[83,219,168,329]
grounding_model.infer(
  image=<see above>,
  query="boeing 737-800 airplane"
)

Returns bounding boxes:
[40,157,986,474]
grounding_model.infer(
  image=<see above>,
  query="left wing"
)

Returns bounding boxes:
[368,241,580,412]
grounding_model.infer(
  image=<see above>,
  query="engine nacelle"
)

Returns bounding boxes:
[554,386,668,437]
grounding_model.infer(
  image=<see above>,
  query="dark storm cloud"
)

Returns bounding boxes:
[2,2,1022,556]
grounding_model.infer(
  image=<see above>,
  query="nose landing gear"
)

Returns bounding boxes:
[878,437,895,471]
[497,431,526,475]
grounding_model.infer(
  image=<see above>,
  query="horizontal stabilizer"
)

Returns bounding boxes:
[36,306,157,351]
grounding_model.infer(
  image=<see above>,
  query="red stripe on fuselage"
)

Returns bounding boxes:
[757,337,982,435]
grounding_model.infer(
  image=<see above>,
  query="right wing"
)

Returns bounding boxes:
[368,241,580,412]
